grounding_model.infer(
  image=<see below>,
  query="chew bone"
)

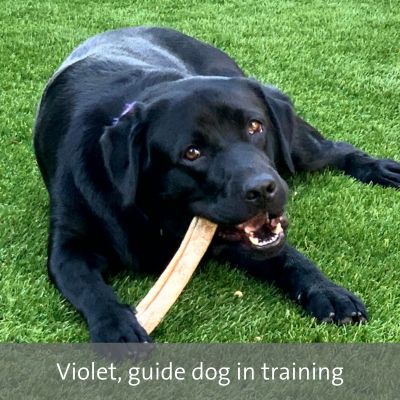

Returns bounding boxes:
[136,217,217,334]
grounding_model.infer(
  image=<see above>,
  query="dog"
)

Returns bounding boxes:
[34,27,400,343]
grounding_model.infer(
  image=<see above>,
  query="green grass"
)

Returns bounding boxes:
[1,0,400,343]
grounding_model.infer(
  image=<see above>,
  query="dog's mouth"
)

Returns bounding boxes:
[217,213,288,250]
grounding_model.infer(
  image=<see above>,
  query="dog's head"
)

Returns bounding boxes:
[100,77,296,257]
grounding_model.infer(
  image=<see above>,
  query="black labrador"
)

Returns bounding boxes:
[34,27,400,343]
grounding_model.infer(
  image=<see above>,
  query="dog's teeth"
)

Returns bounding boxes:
[269,234,278,243]
[249,235,260,246]
[248,230,281,248]
[249,236,266,247]
[272,222,283,235]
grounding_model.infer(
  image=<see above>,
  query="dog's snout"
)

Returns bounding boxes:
[244,175,278,204]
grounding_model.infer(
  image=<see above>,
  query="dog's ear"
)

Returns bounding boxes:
[256,84,296,174]
[100,102,146,207]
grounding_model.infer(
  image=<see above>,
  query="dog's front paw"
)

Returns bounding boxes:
[89,304,152,343]
[298,283,368,325]
[357,158,400,188]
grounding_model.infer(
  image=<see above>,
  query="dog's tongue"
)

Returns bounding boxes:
[237,214,268,233]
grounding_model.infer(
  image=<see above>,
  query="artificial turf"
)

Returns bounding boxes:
[1,0,400,343]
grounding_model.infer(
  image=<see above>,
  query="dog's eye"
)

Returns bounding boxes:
[184,146,202,161]
[248,120,264,135]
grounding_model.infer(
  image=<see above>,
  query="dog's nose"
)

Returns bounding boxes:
[244,175,277,204]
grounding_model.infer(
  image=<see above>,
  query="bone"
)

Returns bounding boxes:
[136,217,217,334]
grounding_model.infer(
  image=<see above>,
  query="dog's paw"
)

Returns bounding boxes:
[298,284,368,325]
[89,304,152,343]
[359,158,400,188]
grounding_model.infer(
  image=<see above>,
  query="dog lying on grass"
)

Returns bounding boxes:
[34,27,400,343]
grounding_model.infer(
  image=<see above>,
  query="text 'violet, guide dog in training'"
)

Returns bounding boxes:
[34,27,400,343]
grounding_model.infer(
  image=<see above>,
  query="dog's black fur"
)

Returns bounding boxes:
[34,27,400,343]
